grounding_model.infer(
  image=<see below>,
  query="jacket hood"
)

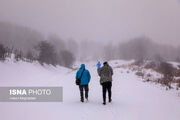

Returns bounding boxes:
[104,63,109,67]
[103,61,109,66]
[80,64,85,69]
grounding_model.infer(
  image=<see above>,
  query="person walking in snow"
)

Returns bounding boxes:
[76,64,91,102]
[97,61,101,69]
[97,61,113,105]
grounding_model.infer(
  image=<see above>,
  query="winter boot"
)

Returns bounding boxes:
[85,97,88,101]
[81,98,84,102]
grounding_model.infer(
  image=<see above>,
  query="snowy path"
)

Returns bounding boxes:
[0,61,180,120]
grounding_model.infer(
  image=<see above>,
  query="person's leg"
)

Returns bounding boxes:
[107,82,112,102]
[79,85,84,102]
[84,85,89,100]
[102,83,107,104]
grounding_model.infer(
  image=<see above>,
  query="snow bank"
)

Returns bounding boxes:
[168,61,180,69]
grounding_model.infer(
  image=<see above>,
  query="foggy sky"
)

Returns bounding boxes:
[0,0,180,46]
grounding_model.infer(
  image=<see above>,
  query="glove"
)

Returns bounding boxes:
[96,61,101,69]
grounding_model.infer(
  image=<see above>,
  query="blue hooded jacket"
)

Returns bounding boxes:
[76,64,91,85]
[96,61,101,69]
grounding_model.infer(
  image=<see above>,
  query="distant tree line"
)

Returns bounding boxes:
[0,22,180,67]
[103,36,180,62]
[0,22,75,68]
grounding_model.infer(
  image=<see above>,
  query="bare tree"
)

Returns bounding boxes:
[158,62,174,88]
[0,44,6,61]
[37,41,57,66]
[26,51,34,62]
[14,49,23,61]
[59,50,75,68]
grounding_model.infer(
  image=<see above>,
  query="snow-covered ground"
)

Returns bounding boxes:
[0,60,180,120]
[168,61,180,69]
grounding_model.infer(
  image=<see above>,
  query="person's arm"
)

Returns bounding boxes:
[110,67,113,76]
[88,71,91,83]
[97,68,101,76]
[76,71,79,80]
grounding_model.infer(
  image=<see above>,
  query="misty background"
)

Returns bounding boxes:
[0,0,180,67]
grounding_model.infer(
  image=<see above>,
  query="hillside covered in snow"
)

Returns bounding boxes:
[0,59,180,120]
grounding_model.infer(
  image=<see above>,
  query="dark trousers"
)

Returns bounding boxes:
[102,82,112,103]
[79,85,89,100]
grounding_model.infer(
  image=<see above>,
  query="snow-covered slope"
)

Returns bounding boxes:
[0,60,180,120]
[0,60,70,86]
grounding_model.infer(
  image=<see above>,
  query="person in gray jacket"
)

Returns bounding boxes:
[97,61,113,105]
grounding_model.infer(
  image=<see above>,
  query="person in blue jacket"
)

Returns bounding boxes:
[76,64,91,102]
[97,61,101,69]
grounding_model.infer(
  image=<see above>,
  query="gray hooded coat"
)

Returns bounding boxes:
[98,64,113,84]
